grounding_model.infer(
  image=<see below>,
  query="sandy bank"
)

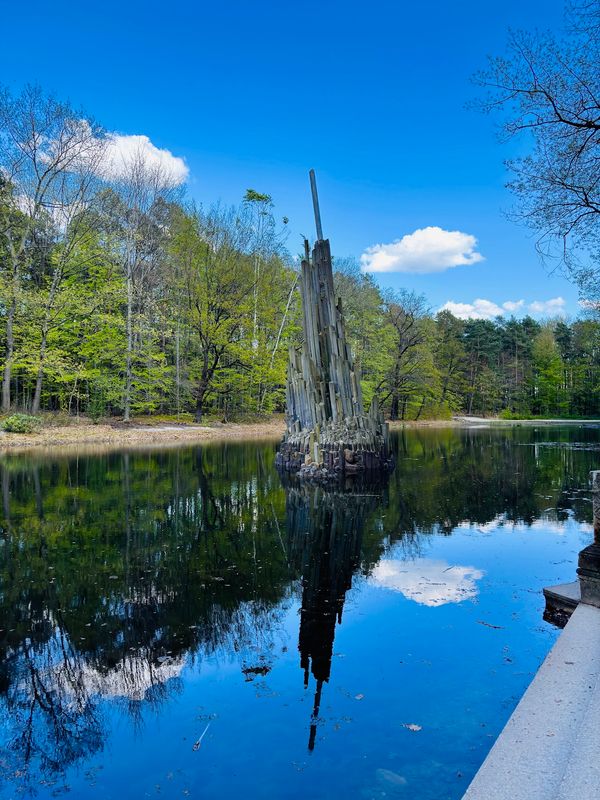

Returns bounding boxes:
[0,418,285,454]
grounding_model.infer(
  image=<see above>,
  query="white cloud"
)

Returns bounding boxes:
[100,133,189,185]
[14,193,86,232]
[439,299,504,320]
[12,122,188,217]
[503,299,525,312]
[528,297,566,316]
[370,558,484,607]
[360,226,484,274]
[439,296,567,320]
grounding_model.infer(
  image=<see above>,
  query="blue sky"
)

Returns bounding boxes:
[0,0,578,319]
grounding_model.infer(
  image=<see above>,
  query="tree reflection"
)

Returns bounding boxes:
[5,624,103,786]
[0,443,292,791]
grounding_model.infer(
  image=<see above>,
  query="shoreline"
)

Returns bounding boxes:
[0,415,599,456]
[0,419,285,454]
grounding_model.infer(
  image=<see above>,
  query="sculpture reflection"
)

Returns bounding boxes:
[284,478,386,750]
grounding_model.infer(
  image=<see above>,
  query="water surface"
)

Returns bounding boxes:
[0,425,598,799]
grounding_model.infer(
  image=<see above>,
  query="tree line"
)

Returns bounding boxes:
[1,85,599,423]
[337,279,600,420]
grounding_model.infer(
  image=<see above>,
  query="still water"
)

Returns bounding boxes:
[0,425,598,800]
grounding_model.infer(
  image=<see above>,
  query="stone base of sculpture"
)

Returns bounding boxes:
[276,407,394,481]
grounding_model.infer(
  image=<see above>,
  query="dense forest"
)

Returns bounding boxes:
[1,86,599,423]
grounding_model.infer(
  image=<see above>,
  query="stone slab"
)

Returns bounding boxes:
[543,581,581,609]
[555,670,600,800]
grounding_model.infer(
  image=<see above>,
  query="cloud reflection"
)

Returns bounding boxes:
[370,558,484,607]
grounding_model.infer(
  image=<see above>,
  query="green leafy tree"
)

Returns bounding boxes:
[531,326,568,416]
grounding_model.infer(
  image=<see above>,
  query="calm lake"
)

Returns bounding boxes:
[0,425,598,800]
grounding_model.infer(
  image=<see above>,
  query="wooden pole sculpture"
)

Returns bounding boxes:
[276,170,393,479]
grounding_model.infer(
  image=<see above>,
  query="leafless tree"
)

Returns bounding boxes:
[100,148,184,420]
[0,84,106,412]
[382,289,429,420]
[474,2,600,302]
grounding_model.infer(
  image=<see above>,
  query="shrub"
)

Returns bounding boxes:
[1,414,42,433]
[415,402,453,421]
[498,408,514,419]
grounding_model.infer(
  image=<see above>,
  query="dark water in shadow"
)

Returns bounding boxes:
[0,425,598,799]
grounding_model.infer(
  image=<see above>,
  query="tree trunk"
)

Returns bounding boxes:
[195,347,215,423]
[400,396,407,420]
[467,390,474,415]
[124,266,133,421]
[1,297,16,413]
[195,389,205,423]
[68,374,79,416]
[389,391,399,421]
[175,323,181,415]
[31,268,63,416]
[31,330,48,415]
[195,363,208,422]
[389,358,402,421]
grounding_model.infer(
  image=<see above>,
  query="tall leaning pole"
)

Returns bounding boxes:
[275,170,393,479]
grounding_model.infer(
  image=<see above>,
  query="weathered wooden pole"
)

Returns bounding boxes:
[276,170,393,479]
[577,470,600,606]
[309,168,324,241]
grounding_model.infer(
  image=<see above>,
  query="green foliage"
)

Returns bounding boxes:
[1,413,41,433]
[244,188,272,204]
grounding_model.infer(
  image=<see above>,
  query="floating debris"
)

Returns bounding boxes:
[192,722,211,751]
[242,665,271,681]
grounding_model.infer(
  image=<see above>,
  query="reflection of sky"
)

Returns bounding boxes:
[370,558,484,607]
[458,514,594,536]
[407,516,594,539]
[77,656,186,701]
[20,624,187,703]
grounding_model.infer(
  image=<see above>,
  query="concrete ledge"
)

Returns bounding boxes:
[462,602,600,800]
[543,581,580,628]
[543,581,581,610]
